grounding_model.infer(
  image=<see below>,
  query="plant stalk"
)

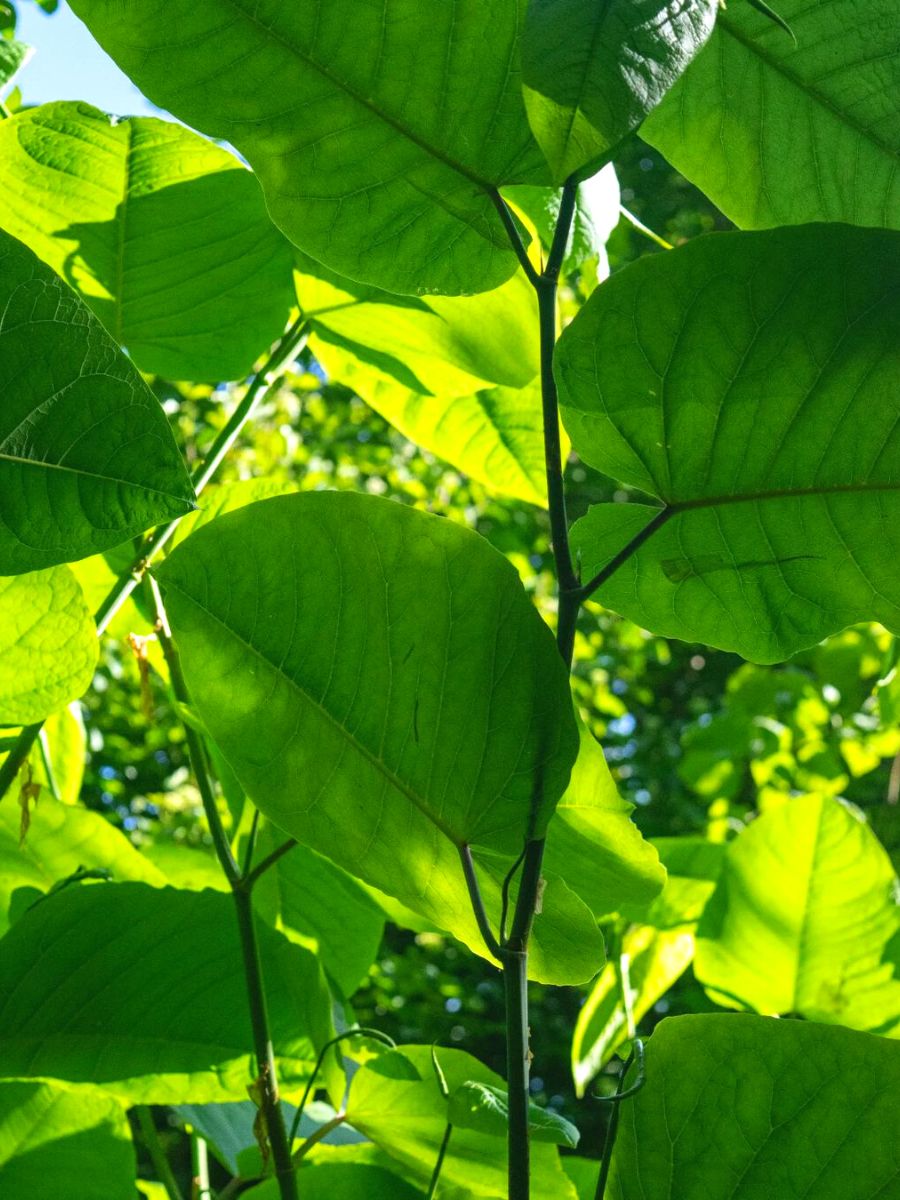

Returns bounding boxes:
[501,948,531,1200]
[151,582,297,1200]
[426,1123,453,1200]
[135,1106,185,1200]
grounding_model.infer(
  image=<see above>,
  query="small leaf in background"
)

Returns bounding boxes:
[0,1079,135,1200]
[563,224,900,662]
[521,0,717,182]
[642,0,900,230]
[0,37,29,90]
[696,793,900,1034]
[607,1014,900,1199]
[448,1079,580,1147]
[0,101,296,381]
[0,568,97,724]
[70,0,552,296]
[0,228,195,574]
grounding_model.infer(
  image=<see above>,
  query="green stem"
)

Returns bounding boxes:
[288,1028,396,1149]
[135,1106,185,1200]
[192,1133,212,1200]
[501,948,530,1200]
[426,1123,453,1200]
[244,837,298,890]
[0,317,309,805]
[292,1112,346,1163]
[150,583,296,1200]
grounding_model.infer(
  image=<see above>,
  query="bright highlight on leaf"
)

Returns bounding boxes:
[642,0,900,230]
[0,568,97,724]
[562,224,900,662]
[69,0,552,296]
[0,102,296,381]
[0,228,196,574]
[696,794,900,1033]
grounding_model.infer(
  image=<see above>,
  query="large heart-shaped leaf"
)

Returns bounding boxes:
[70,0,551,296]
[0,1079,135,1200]
[0,882,334,1102]
[521,0,717,183]
[641,0,900,230]
[347,1046,577,1200]
[696,794,900,1033]
[607,1014,900,1199]
[560,224,900,662]
[0,568,97,723]
[0,228,195,574]
[155,491,604,984]
[0,102,295,381]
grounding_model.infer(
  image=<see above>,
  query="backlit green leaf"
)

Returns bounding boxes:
[0,101,295,381]
[347,1046,577,1199]
[562,225,900,662]
[70,0,552,296]
[448,1079,580,1147]
[0,228,195,574]
[156,491,601,984]
[0,796,164,936]
[522,0,717,182]
[0,1079,135,1200]
[696,794,900,1033]
[641,0,900,230]
[0,882,334,1102]
[0,38,29,89]
[0,568,97,723]
[607,1014,900,1199]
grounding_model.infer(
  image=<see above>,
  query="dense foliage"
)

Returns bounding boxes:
[1,2,898,1198]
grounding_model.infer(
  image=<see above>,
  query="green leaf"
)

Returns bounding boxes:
[544,719,665,918]
[297,255,539,396]
[323,347,550,506]
[347,1045,577,1199]
[249,826,386,998]
[448,1080,580,1148]
[0,795,164,936]
[562,225,900,662]
[521,0,717,182]
[621,837,724,929]
[641,0,900,230]
[696,794,900,1033]
[0,882,334,1102]
[504,163,621,275]
[607,1014,900,1199]
[0,568,97,723]
[156,491,599,984]
[571,924,694,1095]
[562,1158,601,1200]
[0,1079,135,1200]
[69,0,551,296]
[33,705,87,804]
[0,38,29,89]
[0,227,195,574]
[0,101,295,381]
[241,1147,423,1200]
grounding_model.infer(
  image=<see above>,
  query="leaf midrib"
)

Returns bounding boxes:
[0,452,194,505]
[719,12,900,163]
[159,578,463,848]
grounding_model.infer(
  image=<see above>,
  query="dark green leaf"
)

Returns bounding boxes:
[607,1014,900,1199]
[562,225,900,662]
[0,228,195,574]
[522,0,717,182]
[0,882,334,1102]
[69,0,552,295]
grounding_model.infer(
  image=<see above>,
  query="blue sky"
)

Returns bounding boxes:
[14,1,162,116]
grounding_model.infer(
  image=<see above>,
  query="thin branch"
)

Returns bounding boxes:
[426,1123,453,1200]
[577,507,673,602]
[244,837,298,891]
[545,177,578,281]
[459,844,503,960]
[292,1113,346,1163]
[288,1028,397,1149]
[242,808,262,877]
[490,189,541,288]
[135,1106,185,1200]
[499,845,527,945]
